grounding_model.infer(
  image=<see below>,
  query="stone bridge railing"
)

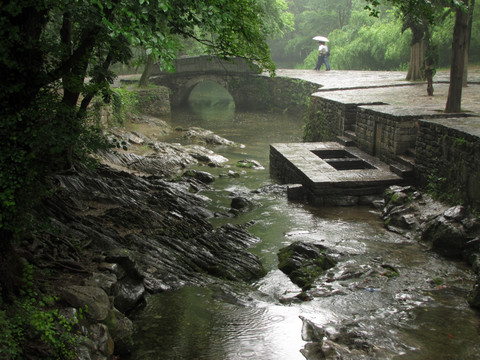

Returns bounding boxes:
[150,55,259,76]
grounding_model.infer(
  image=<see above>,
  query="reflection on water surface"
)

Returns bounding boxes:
[128,82,480,359]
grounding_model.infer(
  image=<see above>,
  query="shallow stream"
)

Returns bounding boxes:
[129,82,480,359]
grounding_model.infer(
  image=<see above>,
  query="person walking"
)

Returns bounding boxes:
[314,41,330,71]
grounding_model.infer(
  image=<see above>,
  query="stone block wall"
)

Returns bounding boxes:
[269,144,308,184]
[228,76,319,114]
[356,106,418,162]
[304,95,350,141]
[305,92,480,209]
[415,117,480,208]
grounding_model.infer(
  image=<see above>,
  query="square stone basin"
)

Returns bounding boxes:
[270,142,404,206]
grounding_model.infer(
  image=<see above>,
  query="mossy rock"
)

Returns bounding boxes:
[278,241,336,290]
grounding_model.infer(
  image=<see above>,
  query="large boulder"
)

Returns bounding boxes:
[62,286,110,321]
[421,205,473,258]
[104,307,135,355]
[278,241,337,290]
[113,277,146,314]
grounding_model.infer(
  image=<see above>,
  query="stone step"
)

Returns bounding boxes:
[396,153,415,168]
[336,135,355,147]
[389,161,414,179]
[344,130,357,139]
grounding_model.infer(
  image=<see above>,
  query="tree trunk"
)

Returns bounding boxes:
[424,27,434,96]
[139,55,155,87]
[445,1,469,113]
[425,61,434,96]
[0,231,24,303]
[463,0,475,87]
[406,40,424,81]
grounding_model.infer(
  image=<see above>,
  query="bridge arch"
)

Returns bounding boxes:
[172,74,231,107]
[149,56,260,109]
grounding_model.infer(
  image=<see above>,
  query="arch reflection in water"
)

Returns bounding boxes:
[188,81,235,122]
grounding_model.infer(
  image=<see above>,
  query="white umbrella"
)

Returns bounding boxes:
[312,36,329,42]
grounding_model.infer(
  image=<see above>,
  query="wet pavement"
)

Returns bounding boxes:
[274,69,480,115]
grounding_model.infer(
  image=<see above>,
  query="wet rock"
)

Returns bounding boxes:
[183,127,236,146]
[182,169,215,184]
[385,185,414,206]
[44,163,266,288]
[62,286,110,321]
[443,205,466,220]
[34,142,273,355]
[468,251,480,273]
[231,196,256,211]
[99,140,228,176]
[468,277,480,309]
[98,262,126,281]
[226,170,241,178]
[422,209,468,258]
[382,188,480,260]
[236,159,264,170]
[89,323,114,357]
[187,206,215,219]
[130,114,172,134]
[84,272,118,295]
[113,277,146,314]
[127,133,145,145]
[300,317,374,360]
[104,307,134,355]
[183,144,229,166]
[382,186,420,235]
[278,241,337,290]
[253,184,288,195]
[383,203,419,235]
[380,264,400,277]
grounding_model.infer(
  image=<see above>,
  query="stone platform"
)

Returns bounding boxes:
[270,142,404,206]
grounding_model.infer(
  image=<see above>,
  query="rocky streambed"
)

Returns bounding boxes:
[21,120,270,359]
[22,111,480,359]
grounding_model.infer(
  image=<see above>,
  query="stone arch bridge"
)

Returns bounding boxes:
[149,56,264,109]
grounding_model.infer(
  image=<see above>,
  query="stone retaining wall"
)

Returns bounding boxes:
[306,94,480,208]
[415,117,480,208]
[228,76,318,114]
[304,95,348,140]
[356,105,419,163]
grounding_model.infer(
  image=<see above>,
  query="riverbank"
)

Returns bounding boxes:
[15,120,271,359]
[7,70,480,359]
[19,109,479,360]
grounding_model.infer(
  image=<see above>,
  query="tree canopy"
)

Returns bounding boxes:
[0,0,291,241]
[269,0,479,72]
[364,0,474,112]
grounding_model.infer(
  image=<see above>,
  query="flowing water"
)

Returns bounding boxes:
[129,82,480,359]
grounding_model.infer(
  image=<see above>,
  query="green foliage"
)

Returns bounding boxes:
[0,264,82,359]
[272,0,480,69]
[303,8,411,70]
[112,87,139,126]
[269,0,355,66]
[0,0,291,241]
[425,169,462,204]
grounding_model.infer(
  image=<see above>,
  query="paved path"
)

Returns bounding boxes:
[274,69,480,115]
